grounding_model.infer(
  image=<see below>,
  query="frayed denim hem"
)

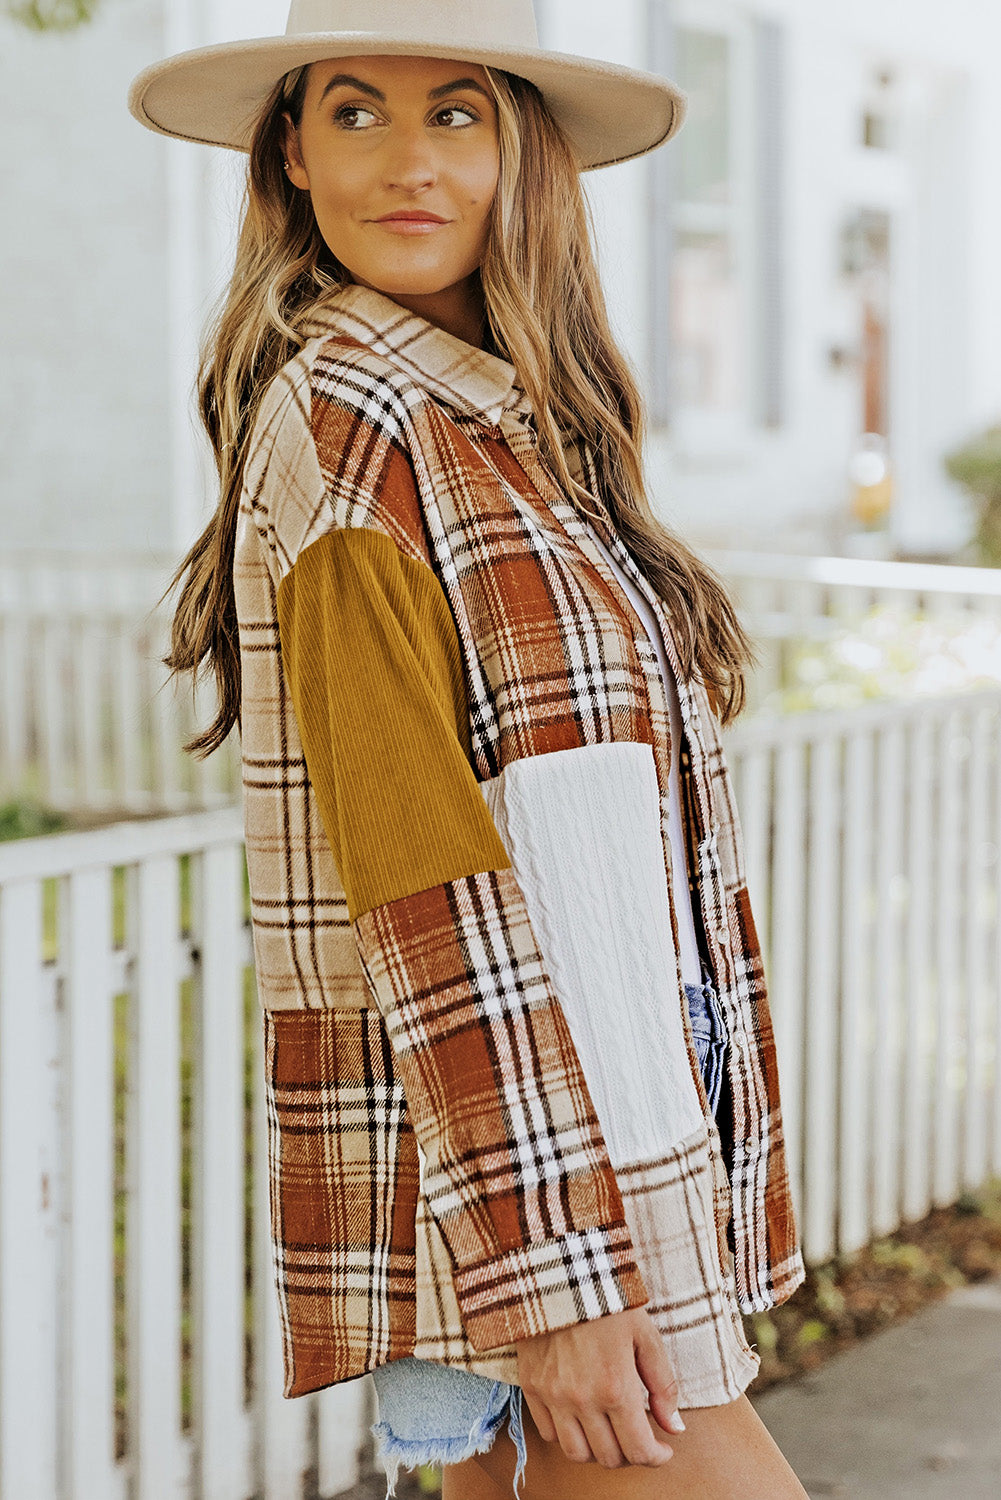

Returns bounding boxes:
[372,1378,527,1499]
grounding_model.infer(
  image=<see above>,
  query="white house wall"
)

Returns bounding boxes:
[0,0,173,554]
[3,0,1001,558]
[544,0,1001,556]
[0,0,280,556]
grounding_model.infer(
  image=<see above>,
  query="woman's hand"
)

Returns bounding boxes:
[514,1306,686,1469]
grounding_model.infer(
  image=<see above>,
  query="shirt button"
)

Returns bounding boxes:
[743,1137,754,1151]
[716,927,730,947]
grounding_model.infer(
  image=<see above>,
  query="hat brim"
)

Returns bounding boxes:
[128,34,687,170]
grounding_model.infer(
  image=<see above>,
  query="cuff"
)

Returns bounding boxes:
[453,1223,649,1352]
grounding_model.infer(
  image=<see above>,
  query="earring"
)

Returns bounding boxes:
[283,160,290,170]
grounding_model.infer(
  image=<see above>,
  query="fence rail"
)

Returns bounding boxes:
[714,548,1001,626]
[2,687,1000,1498]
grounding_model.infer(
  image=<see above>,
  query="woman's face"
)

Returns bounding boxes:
[281,55,500,304]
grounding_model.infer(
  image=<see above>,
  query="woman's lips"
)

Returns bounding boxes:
[373,218,450,234]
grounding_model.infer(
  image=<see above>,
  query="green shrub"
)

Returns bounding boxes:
[763,604,1001,714]
[0,797,70,842]
[944,424,1001,566]
[5,0,99,29]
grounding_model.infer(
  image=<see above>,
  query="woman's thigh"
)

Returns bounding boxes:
[442,1391,808,1500]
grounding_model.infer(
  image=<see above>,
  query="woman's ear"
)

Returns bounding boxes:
[280,110,310,190]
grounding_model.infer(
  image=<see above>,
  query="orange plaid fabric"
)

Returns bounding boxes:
[235,281,805,1407]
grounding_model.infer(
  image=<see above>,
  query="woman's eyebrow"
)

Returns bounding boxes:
[317,73,492,107]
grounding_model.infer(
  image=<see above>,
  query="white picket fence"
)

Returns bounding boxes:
[2,687,1001,1499]
[4,548,1001,815]
[716,547,1001,629]
[0,808,371,1500]
[0,554,240,815]
[725,687,1001,1264]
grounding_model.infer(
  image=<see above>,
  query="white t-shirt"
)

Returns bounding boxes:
[587,532,704,988]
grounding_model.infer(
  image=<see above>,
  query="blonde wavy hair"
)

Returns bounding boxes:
[163,62,756,755]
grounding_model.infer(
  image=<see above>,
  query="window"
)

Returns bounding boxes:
[647,4,785,438]
[671,28,744,415]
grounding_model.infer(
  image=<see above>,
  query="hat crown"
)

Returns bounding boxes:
[285,0,540,50]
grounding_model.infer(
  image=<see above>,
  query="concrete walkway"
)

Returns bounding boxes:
[749,1274,1001,1498]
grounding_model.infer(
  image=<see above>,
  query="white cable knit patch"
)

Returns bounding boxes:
[480,741,706,1166]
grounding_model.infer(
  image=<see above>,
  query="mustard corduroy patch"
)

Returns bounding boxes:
[276,525,511,920]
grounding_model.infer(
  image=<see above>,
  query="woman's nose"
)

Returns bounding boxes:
[381,127,437,191]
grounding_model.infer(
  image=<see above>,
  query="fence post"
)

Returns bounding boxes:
[126,855,187,1498]
[190,843,252,1499]
[0,879,58,1500]
[63,866,123,1500]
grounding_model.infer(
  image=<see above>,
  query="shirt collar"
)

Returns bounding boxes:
[300,281,535,427]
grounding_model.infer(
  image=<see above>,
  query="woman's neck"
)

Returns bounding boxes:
[347,270,488,350]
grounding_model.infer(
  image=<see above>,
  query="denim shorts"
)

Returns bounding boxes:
[685,961,729,1116]
[371,1356,528,1497]
[371,970,729,1495]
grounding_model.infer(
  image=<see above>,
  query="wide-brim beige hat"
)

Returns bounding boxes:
[128,0,687,171]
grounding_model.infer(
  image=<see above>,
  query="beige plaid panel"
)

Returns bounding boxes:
[614,1132,761,1408]
[236,461,376,1012]
[241,350,328,585]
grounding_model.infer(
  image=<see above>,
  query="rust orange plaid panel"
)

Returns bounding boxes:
[263,1006,418,1391]
[355,867,646,1350]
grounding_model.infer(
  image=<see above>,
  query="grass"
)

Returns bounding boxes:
[0,794,71,842]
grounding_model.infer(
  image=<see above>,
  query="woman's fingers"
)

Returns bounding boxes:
[522,1390,557,1445]
[541,1382,676,1468]
[578,1409,628,1469]
[515,1306,686,1466]
[634,1322,686,1437]
[551,1411,595,1465]
[606,1394,676,1467]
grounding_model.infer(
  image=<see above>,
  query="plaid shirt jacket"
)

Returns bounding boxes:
[234,282,805,1409]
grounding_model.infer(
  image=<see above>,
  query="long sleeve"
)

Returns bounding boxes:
[267,360,647,1353]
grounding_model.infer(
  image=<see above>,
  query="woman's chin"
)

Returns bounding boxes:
[339,258,474,302]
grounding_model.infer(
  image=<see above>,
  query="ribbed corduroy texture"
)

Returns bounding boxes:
[277,526,510,919]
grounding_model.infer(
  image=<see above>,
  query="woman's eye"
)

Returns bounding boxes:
[332,103,479,129]
[333,104,379,129]
[434,105,478,127]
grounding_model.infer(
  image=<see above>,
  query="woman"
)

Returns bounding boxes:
[130,3,808,1496]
